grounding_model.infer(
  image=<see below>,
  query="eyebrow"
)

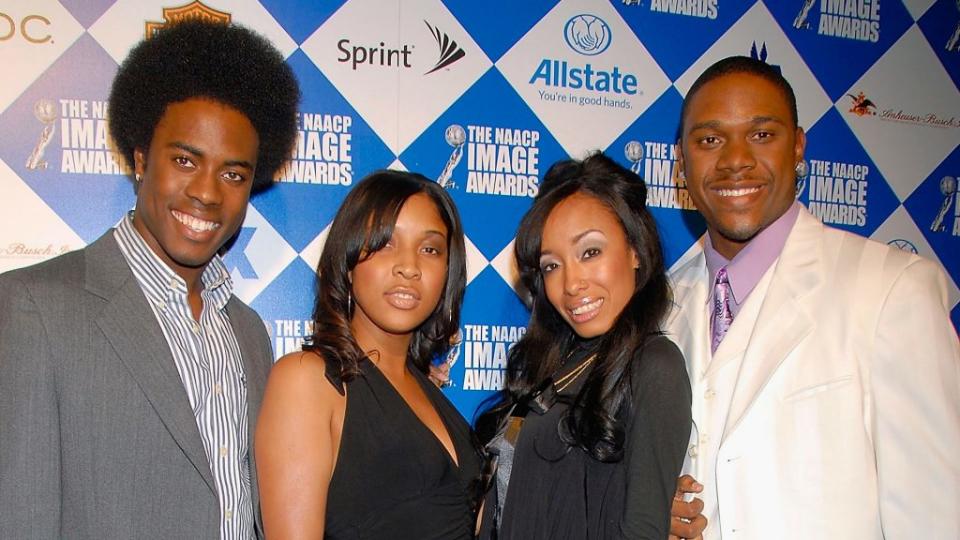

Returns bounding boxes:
[686,115,787,133]
[540,228,604,257]
[168,141,254,169]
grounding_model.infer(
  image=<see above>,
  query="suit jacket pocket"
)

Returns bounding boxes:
[782,375,854,403]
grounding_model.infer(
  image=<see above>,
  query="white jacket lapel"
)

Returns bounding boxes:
[722,209,823,443]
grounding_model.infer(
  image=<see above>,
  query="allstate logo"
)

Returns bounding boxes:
[564,14,612,56]
[887,239,918,254]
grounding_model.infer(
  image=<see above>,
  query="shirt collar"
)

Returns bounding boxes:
[704,201,800,306]
[113,211,233,309]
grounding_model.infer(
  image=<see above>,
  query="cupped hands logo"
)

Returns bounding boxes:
[564,14,612,56]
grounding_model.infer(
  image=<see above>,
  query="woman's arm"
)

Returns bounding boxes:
[621,336,693,539]
[255,351,346,539]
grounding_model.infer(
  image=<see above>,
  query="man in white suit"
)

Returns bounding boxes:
[666,56,960,539]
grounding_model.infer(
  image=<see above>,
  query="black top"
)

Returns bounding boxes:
[324,358,482,539]
[480,335,692,540]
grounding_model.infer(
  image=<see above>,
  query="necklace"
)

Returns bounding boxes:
[553,354,597,393]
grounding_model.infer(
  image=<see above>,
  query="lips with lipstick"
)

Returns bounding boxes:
[568,297,604,323]
[172,209,221,233]
[384,286,421,310]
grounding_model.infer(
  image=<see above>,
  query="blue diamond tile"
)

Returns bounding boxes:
[800,107,900,237]
[0,35,131,242]
[614,0,752,81]
[769,0,914,100]
[608,87,706,268]
[251,50,395,253]
[400,68,568,261]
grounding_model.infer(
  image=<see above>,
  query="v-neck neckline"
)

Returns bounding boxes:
[363,358,463,470]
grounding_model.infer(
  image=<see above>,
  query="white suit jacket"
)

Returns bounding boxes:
[665,207,960,539]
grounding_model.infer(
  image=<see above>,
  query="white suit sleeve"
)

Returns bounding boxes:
[871,258,960,539]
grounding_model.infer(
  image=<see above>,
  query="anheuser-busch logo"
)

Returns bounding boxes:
[847,91,958,128]
[145,1,230,38]
[0,242,72,258]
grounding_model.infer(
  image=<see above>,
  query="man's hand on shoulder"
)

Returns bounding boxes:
[669,474,706,540]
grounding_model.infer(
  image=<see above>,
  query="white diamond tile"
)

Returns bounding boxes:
[839,25,960,202]
[0,1,84,115]
[674,1,833,132]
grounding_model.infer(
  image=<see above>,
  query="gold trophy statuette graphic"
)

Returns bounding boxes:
[26,99,58,170]
[624,141,644,176]
[930,175,957,233]
[436,124,466,189]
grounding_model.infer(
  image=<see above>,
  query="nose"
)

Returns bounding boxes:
[184,169,223,206]
[716,137,756,174]
[562,262,587,296]
[392,248,421,280]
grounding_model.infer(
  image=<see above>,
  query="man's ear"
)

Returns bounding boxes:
[675,140,686,180]
[794,127,807,165]
[133,148,146,177]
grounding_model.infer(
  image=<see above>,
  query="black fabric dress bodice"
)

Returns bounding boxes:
[325,358,482,540]
[479,336,692,540]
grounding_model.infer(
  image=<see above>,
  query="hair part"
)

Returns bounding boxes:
[484,152,672,462]
[680,55,799,136]
[304,170,467,381]
[108,19,300,191]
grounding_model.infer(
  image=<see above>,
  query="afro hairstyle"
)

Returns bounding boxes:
[108,19,300,191]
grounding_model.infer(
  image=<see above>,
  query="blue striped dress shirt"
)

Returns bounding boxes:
[114,213,253,539]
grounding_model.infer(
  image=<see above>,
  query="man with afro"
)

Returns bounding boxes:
[0,20,300,539]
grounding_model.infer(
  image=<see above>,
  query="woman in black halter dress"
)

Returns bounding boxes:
[256,171,480,539]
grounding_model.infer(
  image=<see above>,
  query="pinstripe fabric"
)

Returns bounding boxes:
[113,214,253,539]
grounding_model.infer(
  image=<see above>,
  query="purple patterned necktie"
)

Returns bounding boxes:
[711,266,734,354]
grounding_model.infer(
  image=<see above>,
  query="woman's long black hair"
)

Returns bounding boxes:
[303,170,467,380]
[480,152,671,462]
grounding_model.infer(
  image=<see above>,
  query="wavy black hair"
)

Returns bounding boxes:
[304,170,467,380]
[108,19,300,191]
[680,55,799,132]
[481,153,671,462]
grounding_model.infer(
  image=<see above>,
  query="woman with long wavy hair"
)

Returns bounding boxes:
[256,170,481,539]
[478,153,692,539]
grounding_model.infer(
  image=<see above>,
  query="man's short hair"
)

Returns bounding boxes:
[680,55,799,135]
[108,20,300,191]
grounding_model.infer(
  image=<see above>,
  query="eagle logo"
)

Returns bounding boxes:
[847,92,877,116]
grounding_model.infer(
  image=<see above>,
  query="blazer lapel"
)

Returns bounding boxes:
[85,234,216,493]
[722,209,823,443]
[228,299,271,532]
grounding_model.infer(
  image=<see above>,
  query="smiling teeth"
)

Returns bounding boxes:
[571,298,602,315]
[717,187,761,197]
[392,292,415,300]
[173,211,219,232]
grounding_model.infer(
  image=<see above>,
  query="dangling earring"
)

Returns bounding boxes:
[794,160,809,178]
[794,159,809,200]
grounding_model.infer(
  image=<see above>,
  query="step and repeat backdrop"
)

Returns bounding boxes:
[1,0,958,419]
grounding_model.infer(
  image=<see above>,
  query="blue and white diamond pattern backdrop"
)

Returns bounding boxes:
[1,0,957,419]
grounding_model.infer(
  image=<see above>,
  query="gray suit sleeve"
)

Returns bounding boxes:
[0,274,61,537]
[620,336,693,539]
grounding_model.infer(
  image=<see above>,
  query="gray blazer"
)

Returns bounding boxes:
[0,232,273,539]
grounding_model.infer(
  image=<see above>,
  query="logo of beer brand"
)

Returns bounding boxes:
[847,91,877,116]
